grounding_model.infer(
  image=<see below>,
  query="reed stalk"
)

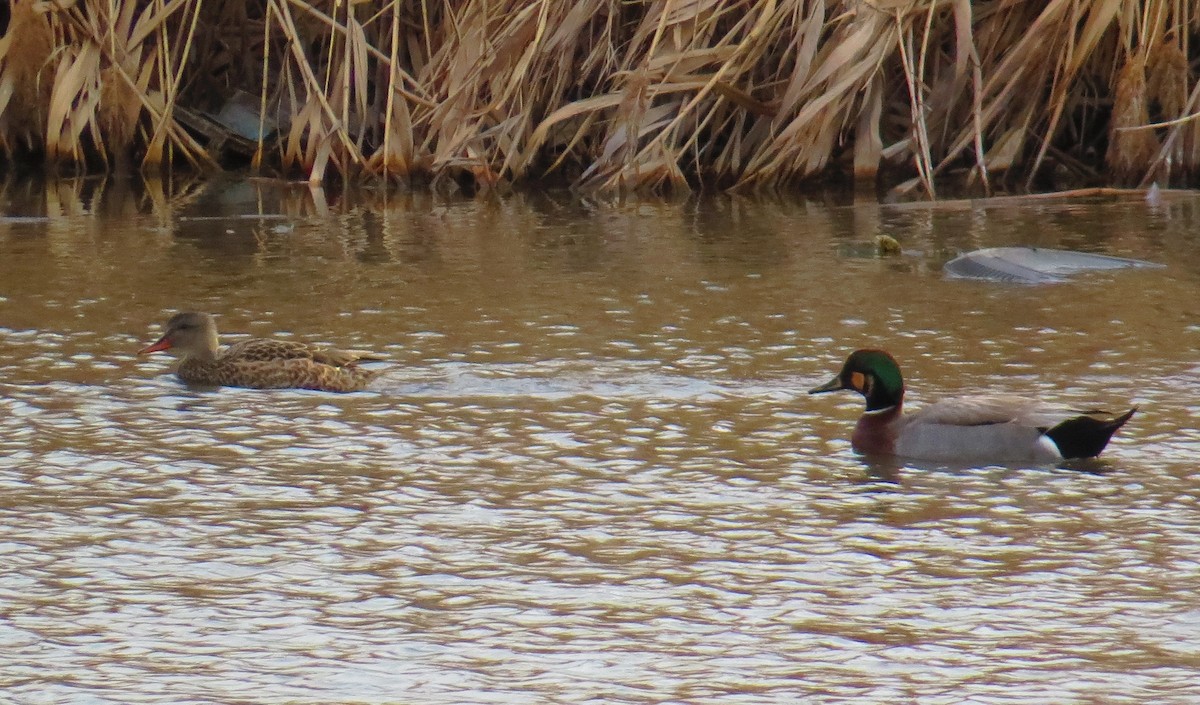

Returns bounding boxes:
[0,0,1194,195]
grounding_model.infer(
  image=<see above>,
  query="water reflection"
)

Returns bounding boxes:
[1,180,1198,703]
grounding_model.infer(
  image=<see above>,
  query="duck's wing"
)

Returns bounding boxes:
[906,395,1077,428]
[308,347,387,368]
[222,338,325,363]
[909,394,1133,429]
[223,338,385,368]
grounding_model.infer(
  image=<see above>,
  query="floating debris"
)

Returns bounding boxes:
[944,247,1164,284]
[175,90,288,159]
[875,234,902,256]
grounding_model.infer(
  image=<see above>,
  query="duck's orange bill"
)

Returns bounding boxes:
[138,337,172,354]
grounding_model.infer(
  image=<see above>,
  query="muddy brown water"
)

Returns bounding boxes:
[1,180,1198,703]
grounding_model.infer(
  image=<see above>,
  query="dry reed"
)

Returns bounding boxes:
[0,0,1195,195]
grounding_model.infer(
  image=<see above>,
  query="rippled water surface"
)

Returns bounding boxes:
[2,180,1199,703]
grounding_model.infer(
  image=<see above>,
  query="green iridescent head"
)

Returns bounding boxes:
[809,349,905,411]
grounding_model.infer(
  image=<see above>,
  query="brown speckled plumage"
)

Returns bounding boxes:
[139,312,382,392]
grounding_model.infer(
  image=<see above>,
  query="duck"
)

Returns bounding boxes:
[138,312,383,392]
[809,349,1135,464]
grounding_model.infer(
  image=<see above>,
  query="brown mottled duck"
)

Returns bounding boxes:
[138,312,383,392]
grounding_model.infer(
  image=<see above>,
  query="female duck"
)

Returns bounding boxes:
[809,349,1135,463]
[138,312,383,392]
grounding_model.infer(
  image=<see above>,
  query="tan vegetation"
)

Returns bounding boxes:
[0,0,1196,195]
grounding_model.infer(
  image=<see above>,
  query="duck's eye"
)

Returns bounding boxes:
[849,371,866,391]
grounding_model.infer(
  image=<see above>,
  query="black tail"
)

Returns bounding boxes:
[1045,407,1137,459]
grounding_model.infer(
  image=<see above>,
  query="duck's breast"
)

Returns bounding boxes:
[851,408,901,455]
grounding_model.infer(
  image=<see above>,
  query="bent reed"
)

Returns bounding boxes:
[0,0,1196,195]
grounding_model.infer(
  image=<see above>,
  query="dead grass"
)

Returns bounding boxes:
[0,0,1195,195]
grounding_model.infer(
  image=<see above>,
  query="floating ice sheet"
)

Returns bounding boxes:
[943,247,1164,283]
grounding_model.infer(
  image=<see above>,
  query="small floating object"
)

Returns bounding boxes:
[943,247,1164,284]
[837,236,908,259]
[875,234,902,256]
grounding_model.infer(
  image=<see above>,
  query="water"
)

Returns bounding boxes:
[1,180,1199,703]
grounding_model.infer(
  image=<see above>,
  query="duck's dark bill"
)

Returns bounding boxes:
[809,377,843,394]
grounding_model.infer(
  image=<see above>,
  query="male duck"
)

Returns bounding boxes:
[138,312,383,392]
[809,349,1135,463]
